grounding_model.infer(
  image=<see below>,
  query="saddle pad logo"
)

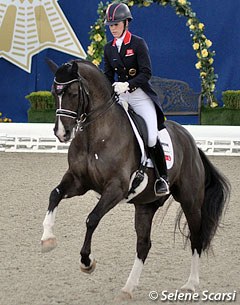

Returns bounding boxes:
[165,155,171,161]
[158,129,174,170]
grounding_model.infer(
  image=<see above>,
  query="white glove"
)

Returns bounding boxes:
[113,82,129,95]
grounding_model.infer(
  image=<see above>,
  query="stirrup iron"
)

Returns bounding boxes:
[154,177,170,197]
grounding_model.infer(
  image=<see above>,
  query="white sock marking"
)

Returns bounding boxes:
[41,208,57,241]
[181,249,200,291]
[121,256,144,296]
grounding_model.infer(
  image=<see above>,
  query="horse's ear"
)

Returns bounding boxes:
[71,61,79,75]
[45,58,58,74]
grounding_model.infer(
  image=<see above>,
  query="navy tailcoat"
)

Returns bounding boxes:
[104,31,165,126]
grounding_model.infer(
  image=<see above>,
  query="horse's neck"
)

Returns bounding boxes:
[78,67,128,140]
[90,100,121,133]
[73,94,139,169]
[75,101,124,146]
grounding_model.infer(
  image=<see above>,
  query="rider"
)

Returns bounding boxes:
[103,1,169,196]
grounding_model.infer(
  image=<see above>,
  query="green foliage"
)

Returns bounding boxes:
[25,91,55,111]
[86,1,108,66]
[28,109,56,123]
[222,90,240,110]
[201,106,240,125]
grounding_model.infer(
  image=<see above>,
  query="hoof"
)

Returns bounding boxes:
[181,283,196,292]
[80,259,96,274]
[41,237,57,253]
[114,290,133,302]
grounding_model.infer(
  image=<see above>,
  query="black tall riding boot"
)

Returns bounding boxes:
[148,141,170,196]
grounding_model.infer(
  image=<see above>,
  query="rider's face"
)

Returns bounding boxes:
[109,21,125,38]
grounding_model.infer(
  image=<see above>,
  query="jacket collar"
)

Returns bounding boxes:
[112,31,132,46]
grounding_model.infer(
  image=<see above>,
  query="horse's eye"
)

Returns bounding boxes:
[70,92,78,98]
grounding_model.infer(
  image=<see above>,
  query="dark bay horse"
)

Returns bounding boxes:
[41,59,230,300]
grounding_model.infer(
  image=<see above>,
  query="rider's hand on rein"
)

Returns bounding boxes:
[113,82,129,94]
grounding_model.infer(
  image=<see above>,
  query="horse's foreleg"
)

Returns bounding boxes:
[80,181,126,273]
[41,208,58,252]
[41,186,62,252]
[119,202,160,299]
[41,171,83,253]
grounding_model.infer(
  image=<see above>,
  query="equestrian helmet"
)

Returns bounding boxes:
[104,2,133,26]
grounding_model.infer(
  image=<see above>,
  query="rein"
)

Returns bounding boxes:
[54,77,118,132]
[76,93,118,131]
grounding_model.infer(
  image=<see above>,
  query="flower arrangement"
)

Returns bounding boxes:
[87,2,108,67]
[0,112,12,122]
[87,0,218,106]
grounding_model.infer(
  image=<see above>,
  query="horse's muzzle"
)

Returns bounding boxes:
[54,124,72,143]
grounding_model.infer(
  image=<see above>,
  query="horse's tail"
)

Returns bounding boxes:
[198,148,231,251]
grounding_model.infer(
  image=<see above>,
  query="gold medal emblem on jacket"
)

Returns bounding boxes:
[129,68,136,76]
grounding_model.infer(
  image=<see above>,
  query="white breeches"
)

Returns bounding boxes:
[118,88,158,147]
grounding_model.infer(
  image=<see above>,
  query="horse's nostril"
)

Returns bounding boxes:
[64,129,71,141]
[65,130,70,137]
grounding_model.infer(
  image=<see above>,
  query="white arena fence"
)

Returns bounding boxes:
[0,123,240,156]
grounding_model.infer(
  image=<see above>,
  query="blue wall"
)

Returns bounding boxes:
[0,0,239,123]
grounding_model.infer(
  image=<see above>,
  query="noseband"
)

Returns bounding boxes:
[54,76,89,126]
[54,75,118,131]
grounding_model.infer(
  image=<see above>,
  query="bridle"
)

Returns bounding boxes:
[53,75,118,132]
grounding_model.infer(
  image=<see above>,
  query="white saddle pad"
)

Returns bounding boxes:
[158,128,174,169]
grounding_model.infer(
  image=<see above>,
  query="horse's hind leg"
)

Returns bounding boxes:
[119,201,160,299]
[179,197,203,292]
[41,170,84,252]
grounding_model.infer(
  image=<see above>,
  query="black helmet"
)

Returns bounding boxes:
[104,2,133,26]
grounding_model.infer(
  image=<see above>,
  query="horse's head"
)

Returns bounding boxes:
[49,60,90,142]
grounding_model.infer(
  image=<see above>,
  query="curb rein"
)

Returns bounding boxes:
[54,75,118,132]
